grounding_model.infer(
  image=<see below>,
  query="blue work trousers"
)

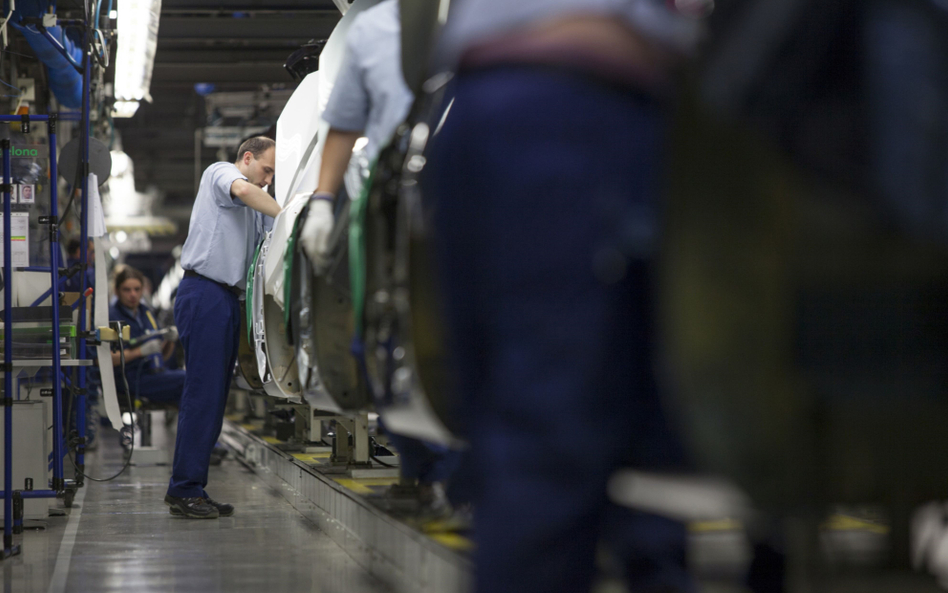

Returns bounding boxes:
[120,368,185,406]
[167,276,240,498]
[426,67,692,593]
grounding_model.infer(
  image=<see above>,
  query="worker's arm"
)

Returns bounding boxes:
[299,129,362,271]
[230,179,282,218]
[110,336,163,367]
[111,346,143,367]
[161,340,175,361]
[315,129,363,197]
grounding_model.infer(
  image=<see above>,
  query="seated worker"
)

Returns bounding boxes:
[109,266,184,406]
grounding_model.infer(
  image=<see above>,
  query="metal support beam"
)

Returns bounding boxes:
[158,14,339,41]
[152,63,295,83]
[331,413,371,469]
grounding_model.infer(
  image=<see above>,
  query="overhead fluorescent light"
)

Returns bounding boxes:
[113,0,161,117]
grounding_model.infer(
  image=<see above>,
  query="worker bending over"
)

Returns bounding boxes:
[165,136,280,519]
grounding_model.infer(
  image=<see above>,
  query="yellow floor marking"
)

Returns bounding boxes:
[349,478,399,487]
[262,436,283,445]
[689,518,744,533]
[225,414,244,422]
[333,479,376,495]
[821,514,889,535]
[429,533,474,552]
[292,452,332,463]
[240,423,258,432]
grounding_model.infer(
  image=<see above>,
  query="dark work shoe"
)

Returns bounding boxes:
[203,495,235,517]
[164,494,219,519]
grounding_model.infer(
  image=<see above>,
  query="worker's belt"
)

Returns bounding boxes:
[183,269,241,297]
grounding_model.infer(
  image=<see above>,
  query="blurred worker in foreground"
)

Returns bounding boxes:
[300,0,461,515]
[109,265,183,405]
[424,1,703,591]
[165,136,280,519]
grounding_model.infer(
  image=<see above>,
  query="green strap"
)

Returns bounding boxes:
[283,208,304,331]
[246,241,263,345]
[349,158,378,337]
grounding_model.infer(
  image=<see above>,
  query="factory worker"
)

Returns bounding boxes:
[423,1,703,591]
[109,265,184,405]
[64,238,94,294]
[165,136,281,519]
[300,0,461,514]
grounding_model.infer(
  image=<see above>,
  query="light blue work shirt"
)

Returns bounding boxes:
[435,0,701,69]
[322,0,414,162]
[180,162,272,291]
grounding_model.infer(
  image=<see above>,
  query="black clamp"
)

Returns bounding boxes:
[2,397,11,408]
[19,114,29,134]
[0,183,11,195]
[78,331,101,346]
[24,478,32,491]
[1,138,9,150]
[0,362,12,373]
[40,388,53,397]
[48,113,56,134]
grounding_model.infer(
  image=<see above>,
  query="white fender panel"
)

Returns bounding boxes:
[263,192,310,307]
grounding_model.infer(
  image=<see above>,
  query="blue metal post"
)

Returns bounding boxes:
[76,24,92,482]
[2,139,13,554]
[48,114,65,491]
[0,490,58,499]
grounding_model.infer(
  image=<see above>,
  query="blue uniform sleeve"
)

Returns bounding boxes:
[322,25,370,132]
[211,163,249,209]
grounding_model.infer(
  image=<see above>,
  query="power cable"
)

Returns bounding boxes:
[66,322,135,482]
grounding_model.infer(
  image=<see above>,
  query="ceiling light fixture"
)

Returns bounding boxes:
[112,0,162,118]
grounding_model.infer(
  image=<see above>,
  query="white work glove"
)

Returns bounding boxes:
[300,196,335,273]
[139,339,162,357]
[166,326,179,343]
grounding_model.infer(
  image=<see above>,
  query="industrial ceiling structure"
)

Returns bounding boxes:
[114,0,342,247]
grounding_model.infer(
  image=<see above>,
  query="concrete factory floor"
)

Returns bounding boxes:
[2,426,389,593]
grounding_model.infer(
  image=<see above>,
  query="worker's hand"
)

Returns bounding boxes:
[139,339,162,357]
[300,198,335,273]
[166,326,179,343]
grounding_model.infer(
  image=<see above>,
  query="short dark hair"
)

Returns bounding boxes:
[236,136,275,161]
[66,237,92,257]
[114,265,145,294]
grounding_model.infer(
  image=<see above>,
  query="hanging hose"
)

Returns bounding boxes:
[8,2,84,108]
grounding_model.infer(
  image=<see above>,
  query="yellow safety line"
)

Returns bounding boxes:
[333,479,376,495]
[428,533,474,552]
[821,514,889,535]
[292,452,332,463]
[688,518,744,533]
[262,436,282,445]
